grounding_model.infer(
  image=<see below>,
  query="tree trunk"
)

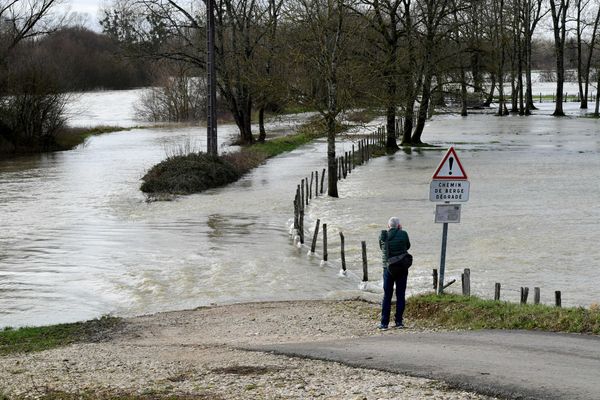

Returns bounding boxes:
[595,67,600,117]
[402,101,414,145]
[553,51,565,116]
[411,71,433,144]
[326,115,338,197]
[386,106,399,149]
[550,0,567,117]
[258,107,266,142]
[483,73,496,107]
[385,74,399,149]
[460,66,468,116]
[525,33,536,112]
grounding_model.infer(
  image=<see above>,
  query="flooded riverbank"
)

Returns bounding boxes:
[1,101,599,328]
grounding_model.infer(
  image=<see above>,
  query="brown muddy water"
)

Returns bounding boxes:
[1,101,599,327]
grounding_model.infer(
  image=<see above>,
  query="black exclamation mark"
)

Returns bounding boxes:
[448,157,454,175]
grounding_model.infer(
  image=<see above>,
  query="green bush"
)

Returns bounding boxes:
[141,152,241,194]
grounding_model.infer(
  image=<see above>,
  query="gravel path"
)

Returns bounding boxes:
[0,300,498,399]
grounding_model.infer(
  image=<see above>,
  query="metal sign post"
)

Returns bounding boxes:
[430,147,469,294]
[438,222,449,295]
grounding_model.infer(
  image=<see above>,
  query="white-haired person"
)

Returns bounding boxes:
[378,217,411,330]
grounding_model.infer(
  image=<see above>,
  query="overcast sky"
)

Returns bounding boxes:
[64,0,103,30]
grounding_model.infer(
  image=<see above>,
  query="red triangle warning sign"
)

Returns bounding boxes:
[432,147,468,180]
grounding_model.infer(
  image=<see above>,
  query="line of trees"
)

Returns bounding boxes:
[101,0,600,196]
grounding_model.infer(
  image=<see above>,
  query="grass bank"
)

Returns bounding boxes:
[0,316,123,356]
[54,126,141,150]
[141,118,346,196]
[405,293,600,334]
[0,126,138,159]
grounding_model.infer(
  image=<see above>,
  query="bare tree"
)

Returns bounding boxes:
[549,0,570,116]
[353,0,403,149]
[102,0,279,144]
[286,0,364,197]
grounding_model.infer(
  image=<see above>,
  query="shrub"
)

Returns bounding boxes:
[141,152,240,194]
[136,72,206,123]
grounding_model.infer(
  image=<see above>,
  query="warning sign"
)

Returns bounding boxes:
[430,180,470,202]
[432,147,468,180]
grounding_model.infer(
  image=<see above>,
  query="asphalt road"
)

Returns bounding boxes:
[251,330,600,400]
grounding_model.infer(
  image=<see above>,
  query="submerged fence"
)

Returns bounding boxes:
[289,118,567,308]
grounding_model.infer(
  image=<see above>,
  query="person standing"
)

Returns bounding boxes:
[378,217,411,330]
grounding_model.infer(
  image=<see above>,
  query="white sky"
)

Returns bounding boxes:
[63,0,104,30]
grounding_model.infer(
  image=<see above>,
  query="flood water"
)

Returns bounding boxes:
[1,94,599,327]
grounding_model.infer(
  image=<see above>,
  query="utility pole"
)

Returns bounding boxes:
[206,0,218,156]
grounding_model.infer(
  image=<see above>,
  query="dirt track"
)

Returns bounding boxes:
[0,300,496,399]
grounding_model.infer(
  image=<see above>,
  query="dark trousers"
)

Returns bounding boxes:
[381,266,408,327]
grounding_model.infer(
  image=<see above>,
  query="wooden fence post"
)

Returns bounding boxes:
[300,179,305,208]
[555,291,561,307]
[299,210,304,244]
[433,269,438,290]
[361,241,368,282]
[320,168,326,194]
[494,283,501,301]
[322,223,328,262]
[310,219,320,253]
[309,172,313,200]
[520,287,529,304]
[305,177,309,205]
[340,232,346,271]
[462,268,470,297]
[315,170,318,197]
[534,287,540,305]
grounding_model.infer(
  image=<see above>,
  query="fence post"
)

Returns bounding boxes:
[520,287,529,304]
[315,170,318,197]
[340,232,346,272]
[301,179,305,209]
[361,241,368,282]
[555,291,561,307]
[320,168,326,194]
[534,287,540,305]
[305,177,309,206]
[462,268,470,297]
[310,219,320,253]
[433,269,438,290]
[309,172,313,200]
[322,223,328,262]
[494,283,501,301]
[299,210,304,244]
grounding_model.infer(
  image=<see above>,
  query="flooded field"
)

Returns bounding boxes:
[1,92,599,327]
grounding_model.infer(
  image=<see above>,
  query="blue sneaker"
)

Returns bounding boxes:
[394,322,404,329]
[377,324,388,330]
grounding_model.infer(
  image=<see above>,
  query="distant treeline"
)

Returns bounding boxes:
[0,1,156,157]
[3,27,154,93]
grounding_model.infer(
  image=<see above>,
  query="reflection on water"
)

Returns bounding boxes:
[1,103,599,327]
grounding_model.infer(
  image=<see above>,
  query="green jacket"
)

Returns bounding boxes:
[379,228,410,266]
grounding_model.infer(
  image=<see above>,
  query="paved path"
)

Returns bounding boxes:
[251,330,600,400]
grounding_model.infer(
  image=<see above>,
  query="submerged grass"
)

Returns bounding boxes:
[405,293,600,334]
[54,126,141,150]
[0,316,123,355]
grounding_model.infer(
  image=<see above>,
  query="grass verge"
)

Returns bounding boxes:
[0,316,123,355]
[141,118,347,196]
[405,293,600,334]
[54,126,141,150]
